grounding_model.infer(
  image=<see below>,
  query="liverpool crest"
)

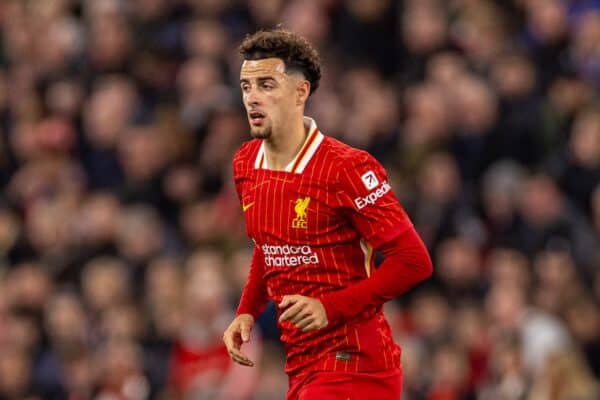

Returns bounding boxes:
[292,197,310,229]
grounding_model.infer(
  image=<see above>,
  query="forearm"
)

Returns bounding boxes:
[236,246,269,320]
[320,227,432,325]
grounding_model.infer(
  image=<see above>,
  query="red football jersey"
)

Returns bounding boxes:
[233,118,413,375]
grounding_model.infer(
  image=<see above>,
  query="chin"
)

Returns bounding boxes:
[250,127,271,139]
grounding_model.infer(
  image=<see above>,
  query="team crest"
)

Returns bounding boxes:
[292,197,310,229]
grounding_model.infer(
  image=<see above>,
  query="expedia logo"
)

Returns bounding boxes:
[354,181,391,210]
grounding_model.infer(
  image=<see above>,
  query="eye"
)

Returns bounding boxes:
[241,83,250,92]
[262,82,274,90]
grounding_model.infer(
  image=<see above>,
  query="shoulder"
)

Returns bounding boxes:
[232,139,261,177]
[321,136,381,170]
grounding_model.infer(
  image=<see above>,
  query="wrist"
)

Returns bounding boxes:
[319,293,341,326]
[236,312,256,323]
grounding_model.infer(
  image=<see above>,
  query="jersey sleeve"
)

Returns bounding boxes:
[335,152,412,248]
[232,147,269,319]
[232,150,245,205]
[236,244,269,319]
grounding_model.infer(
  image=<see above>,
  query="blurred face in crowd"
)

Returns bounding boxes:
[248,0,283,26]
[75,192,121,245]
[116,205,163,262]
[519,175,562,226]
[436,237,481,289]
[118,126,165,182]
[145,257,182,337]
[0,346,31,398]
[569,109,600,168]
[431,344,468,390]
[84,77,136,149]
[490,54,536,99]
[5,263,52,310]
[411,291,450,339]
[82,257,129,313]
[403,83,451,145]
[145,257,182,308]
[418,153,460,201]
[101,303,143,341]
[185,18,227,59]
[487,249,530,290]
[526,0,567,43]
[453,76,497,132]
[402,2,447,54]
[486,284,526,331]
[45,292,87,346]
[4,312,40,353]
[534,250,577,292]
[280,0,329,46]
[240,58,307,140]
[482,161,524,224]
[427,51,467,88]
[563,298,600,343]
[98,338,146,390]
[184,250,228,323]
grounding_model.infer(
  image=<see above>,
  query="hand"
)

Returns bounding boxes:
[278,295,329,332]
[223,314,255,367]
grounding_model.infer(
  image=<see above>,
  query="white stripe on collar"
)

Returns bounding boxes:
[253,117,324,174]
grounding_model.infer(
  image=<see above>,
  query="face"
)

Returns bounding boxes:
[240,58,306,139]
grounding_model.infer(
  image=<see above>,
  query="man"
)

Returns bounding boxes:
[223,29,433,400]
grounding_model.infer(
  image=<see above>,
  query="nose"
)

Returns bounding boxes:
[245,87,260,107]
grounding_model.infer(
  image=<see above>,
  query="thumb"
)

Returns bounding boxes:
[240,322,252,342]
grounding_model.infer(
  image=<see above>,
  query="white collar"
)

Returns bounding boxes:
[254,116,324,174]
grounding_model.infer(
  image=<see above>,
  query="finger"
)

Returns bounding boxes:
[290,308,313,325]
[277,295,292,308]
[295,314,315,330]
[232,353,254,367]
[231,353,254,367]
[240,322,252,342]
[301,321,321,332]
[279,301,306,322]
[228,348,254,367]
[223,330,235,349]
[279,294,302,308]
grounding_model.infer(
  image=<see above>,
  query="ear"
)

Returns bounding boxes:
[296,80,310,105]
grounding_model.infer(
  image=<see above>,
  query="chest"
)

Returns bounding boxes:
[240,172,343,244]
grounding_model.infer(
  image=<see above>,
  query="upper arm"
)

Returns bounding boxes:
[335,152,412,248]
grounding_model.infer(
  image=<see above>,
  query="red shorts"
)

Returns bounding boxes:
[287,367,402,400]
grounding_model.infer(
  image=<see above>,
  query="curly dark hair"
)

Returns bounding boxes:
[239,29,322,96]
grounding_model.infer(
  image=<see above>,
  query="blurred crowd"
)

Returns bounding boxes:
[0,0,598,399]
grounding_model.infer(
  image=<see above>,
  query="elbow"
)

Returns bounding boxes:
[420,251,433,281]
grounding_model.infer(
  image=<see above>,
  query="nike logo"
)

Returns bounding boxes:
[242,202,254,212]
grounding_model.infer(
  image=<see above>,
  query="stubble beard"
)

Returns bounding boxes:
[250,126,272,139]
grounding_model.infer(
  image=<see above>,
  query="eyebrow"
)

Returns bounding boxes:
[240,76,278,84]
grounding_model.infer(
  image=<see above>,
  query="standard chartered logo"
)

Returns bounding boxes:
[261,244,319,267]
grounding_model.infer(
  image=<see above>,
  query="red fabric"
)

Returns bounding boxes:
[236,245,269,319]
[319,227,432,325]
[232,133,431,375]
[287,368,402,400]
[168,340,231,393]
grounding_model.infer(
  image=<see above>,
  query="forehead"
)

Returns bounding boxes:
[240,58,286,79]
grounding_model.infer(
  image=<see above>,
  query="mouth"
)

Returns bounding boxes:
[249,110,266,126]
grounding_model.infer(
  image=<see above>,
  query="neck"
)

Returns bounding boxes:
[264,115,307,170]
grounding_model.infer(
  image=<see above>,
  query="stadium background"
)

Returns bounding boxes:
[0,0,599,399]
